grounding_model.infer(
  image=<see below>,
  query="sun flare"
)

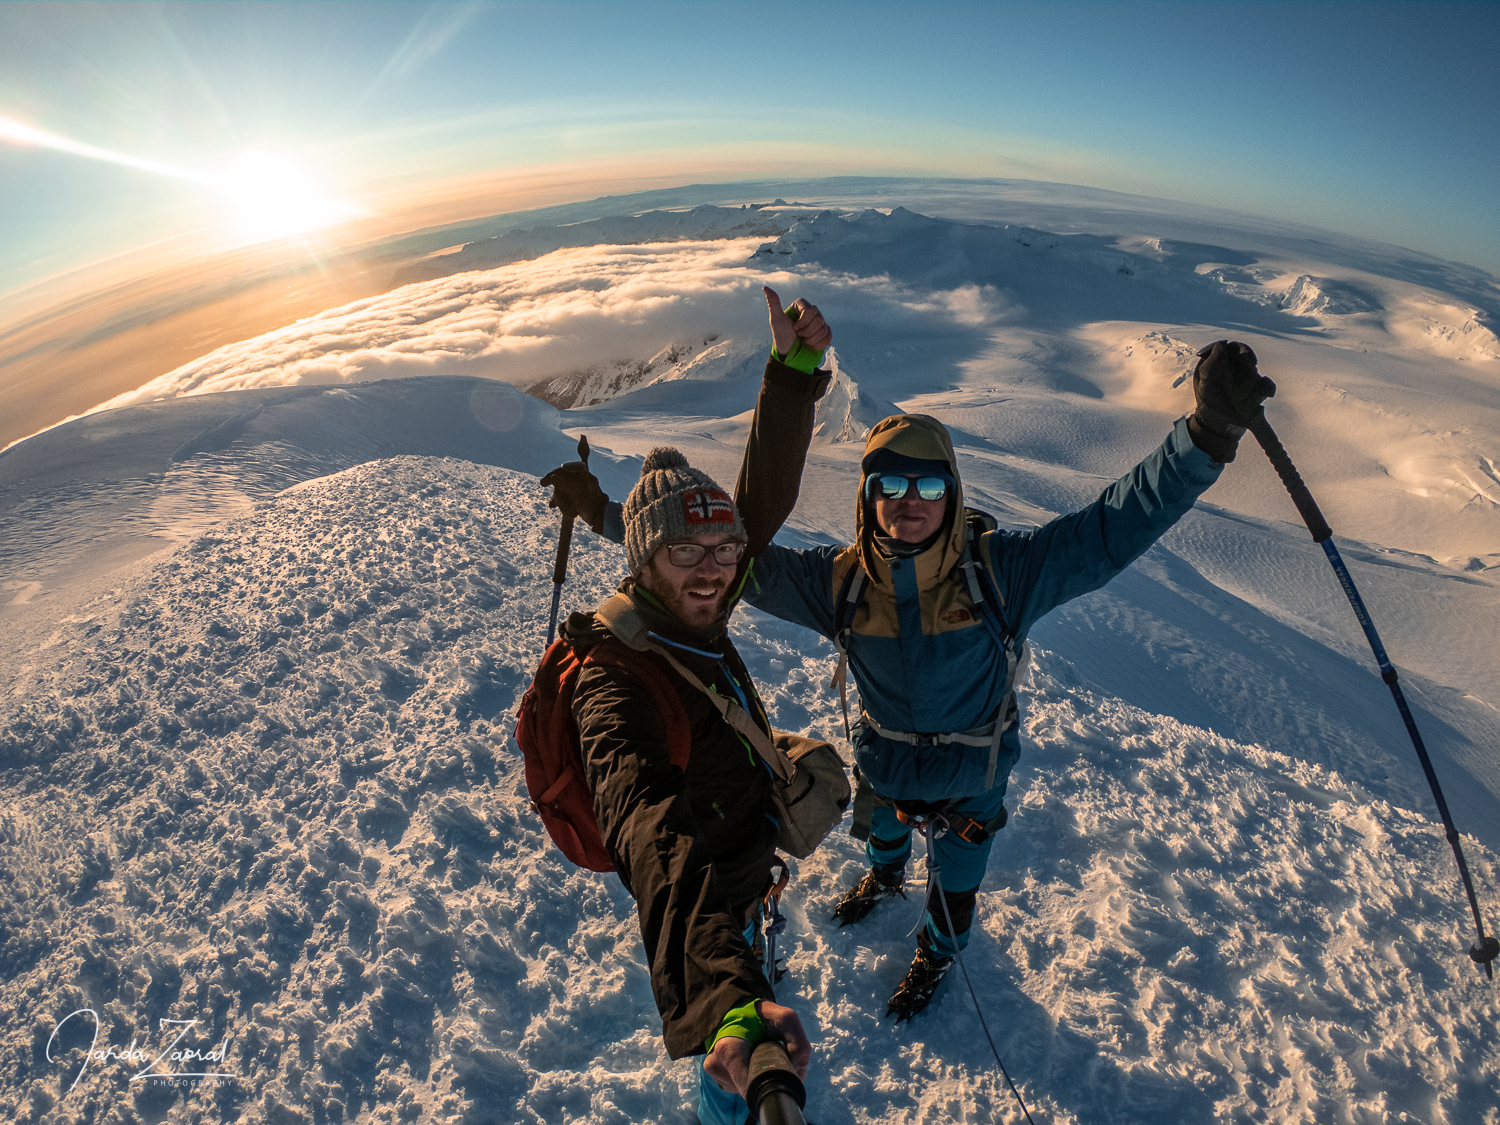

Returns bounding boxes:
[221,151,362,243]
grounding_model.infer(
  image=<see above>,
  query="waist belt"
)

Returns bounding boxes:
[859,707,1015,789]
[849,764,1012,842]
[894,803,1008,844]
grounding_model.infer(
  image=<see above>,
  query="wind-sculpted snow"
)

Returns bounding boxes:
[2,457,1495,1123]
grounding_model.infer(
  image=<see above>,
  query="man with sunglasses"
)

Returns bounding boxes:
[722,331,1274,1019]
[541,290,834,1125]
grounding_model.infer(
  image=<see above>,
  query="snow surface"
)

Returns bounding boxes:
[3,180,1499,1123]
[3,458,1496,1124]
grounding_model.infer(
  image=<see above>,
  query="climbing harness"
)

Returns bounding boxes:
[895,801,1007,845]
[861,707,1016,792]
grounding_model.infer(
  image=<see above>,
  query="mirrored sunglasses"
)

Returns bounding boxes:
[665,541,747,568]
[866,473,953,502]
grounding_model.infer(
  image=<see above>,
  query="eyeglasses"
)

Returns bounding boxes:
[664,540,747,568]
[865,474,954,502]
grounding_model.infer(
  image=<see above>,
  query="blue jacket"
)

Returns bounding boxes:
[738,410,1222,801]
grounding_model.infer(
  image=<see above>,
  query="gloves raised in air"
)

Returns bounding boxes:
[1190,340,1277,462]
[539,461,608,533]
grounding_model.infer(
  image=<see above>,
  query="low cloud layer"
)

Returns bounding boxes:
[93,237,1014,414]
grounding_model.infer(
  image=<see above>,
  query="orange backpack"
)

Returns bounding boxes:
[515,637,692,872]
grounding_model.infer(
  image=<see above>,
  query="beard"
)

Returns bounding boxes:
[639,562,729,627]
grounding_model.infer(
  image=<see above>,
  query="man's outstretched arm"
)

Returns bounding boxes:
[1000,339,1276,635]
[733,287,833,555]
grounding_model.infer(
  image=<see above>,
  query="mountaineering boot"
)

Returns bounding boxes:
[885,946,954,1022]
[830,866,906,926]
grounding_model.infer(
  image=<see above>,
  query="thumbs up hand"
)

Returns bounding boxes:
[763,286,832,366]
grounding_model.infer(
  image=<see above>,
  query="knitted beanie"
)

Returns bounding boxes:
[623,447,746,575]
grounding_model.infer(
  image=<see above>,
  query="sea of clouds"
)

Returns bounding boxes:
[93,238,1012,413]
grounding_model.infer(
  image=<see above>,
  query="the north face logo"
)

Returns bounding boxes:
[945,608,973,625]
[683,489,735,525]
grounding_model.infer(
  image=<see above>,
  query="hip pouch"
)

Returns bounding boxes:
[769,732,852,858]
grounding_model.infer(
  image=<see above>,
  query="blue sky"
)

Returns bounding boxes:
[2,0,1498,292]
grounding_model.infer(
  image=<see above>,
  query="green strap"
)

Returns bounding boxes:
[771,343,824,374]
[770,301,825,375]
[705,997,764,1053]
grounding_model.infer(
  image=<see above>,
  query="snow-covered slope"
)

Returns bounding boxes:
[0,378,636,624]
[2,458,1495,1125]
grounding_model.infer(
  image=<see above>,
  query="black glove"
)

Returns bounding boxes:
[1189,340,1277,462]
[540,461,608,533]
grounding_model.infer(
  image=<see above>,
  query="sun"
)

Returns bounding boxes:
[221,151,362,243]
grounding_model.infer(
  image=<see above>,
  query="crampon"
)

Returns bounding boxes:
[830,868,906,927]
[885,945,954,1022]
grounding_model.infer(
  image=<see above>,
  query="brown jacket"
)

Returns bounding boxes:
[573,357,830,1057]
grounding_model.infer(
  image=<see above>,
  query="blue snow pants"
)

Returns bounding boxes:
[694,914,761,1125]
[696,1060,747,1125]
[866,785,1007,957]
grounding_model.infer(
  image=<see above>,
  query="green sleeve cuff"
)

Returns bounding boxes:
[771,341,825,375]
[705,997,764,1053]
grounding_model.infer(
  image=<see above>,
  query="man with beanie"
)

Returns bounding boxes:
[541,290,833,1124]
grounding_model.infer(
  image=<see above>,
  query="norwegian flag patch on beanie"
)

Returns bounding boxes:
[683,489,735,525]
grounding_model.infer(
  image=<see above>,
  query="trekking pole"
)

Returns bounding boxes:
[762,861,790,997]
[745,1039,807,1125]
[922,821,1037,1125]
[545,434,590,648]
[1247,410,1499,980]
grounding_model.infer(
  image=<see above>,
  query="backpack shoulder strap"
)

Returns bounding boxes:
[583,638,692,773]
[959,508,1011,644]
[594,592,792,783]
[595,591,652,649]
[647,642,793,783]
[828,554,869,739]
[832,559,868,640]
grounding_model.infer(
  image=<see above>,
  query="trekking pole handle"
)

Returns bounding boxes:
[545,435,590,647]
[745,1039,807,1125]
[1246,412,1331,543]
[552,435,591,585]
